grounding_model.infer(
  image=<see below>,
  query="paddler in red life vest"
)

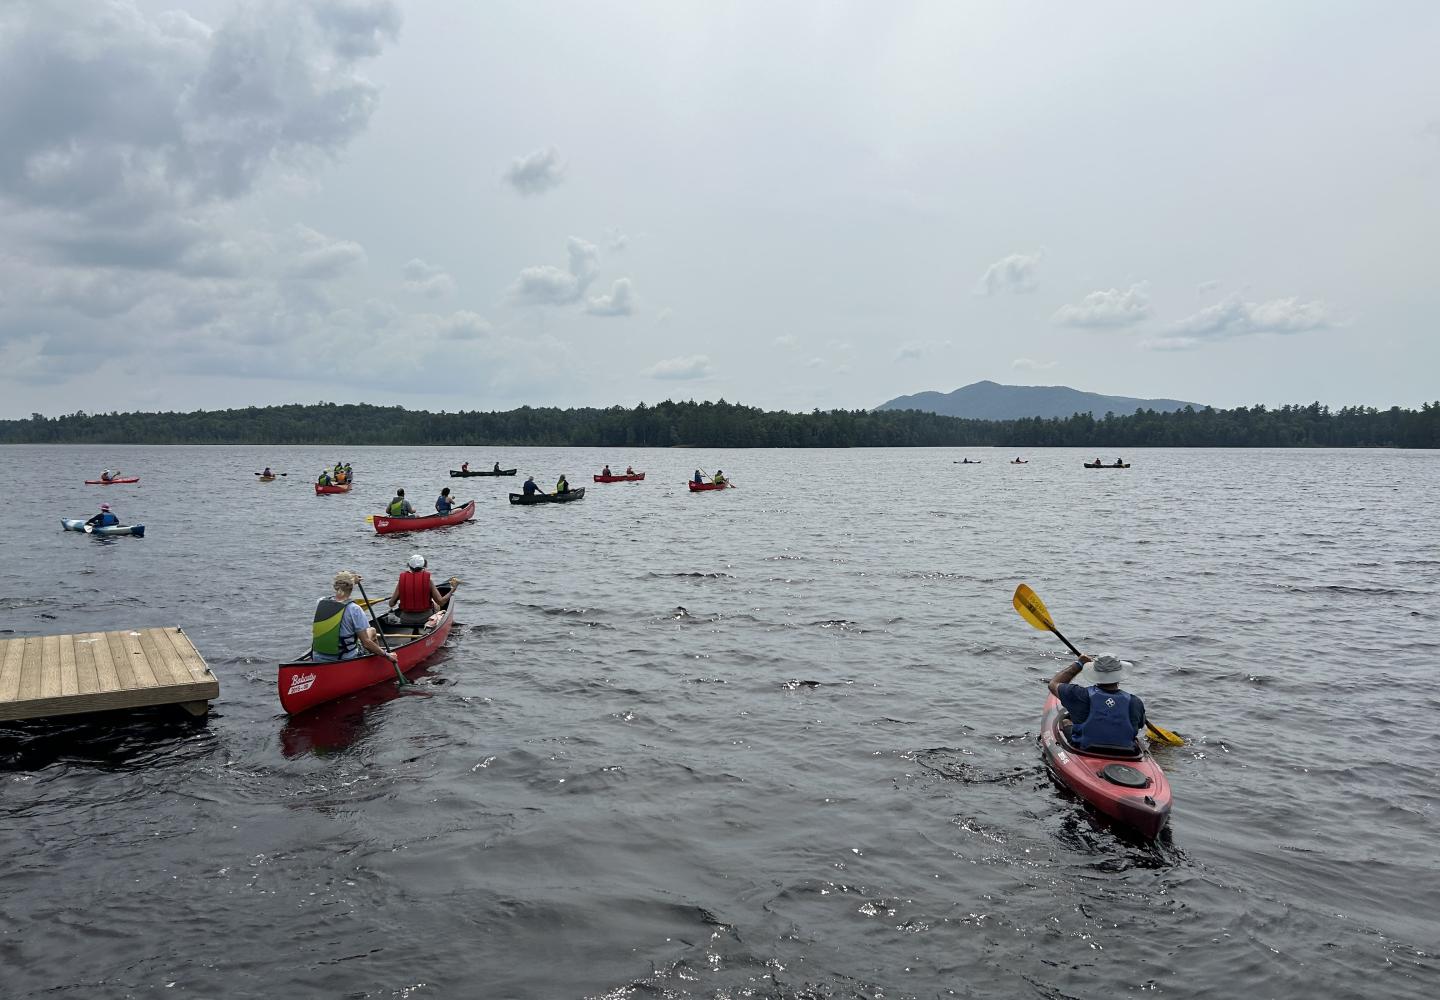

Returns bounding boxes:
[313,571,396,665]
[461,461,469,473]
[384,554,454,627]
[1047,653,1147,751]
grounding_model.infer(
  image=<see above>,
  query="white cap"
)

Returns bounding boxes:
[407,553,426,570]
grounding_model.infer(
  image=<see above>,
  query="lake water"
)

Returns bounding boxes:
[1,445,1437,999]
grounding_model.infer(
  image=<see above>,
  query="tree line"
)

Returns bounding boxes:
[1,399,1437,448]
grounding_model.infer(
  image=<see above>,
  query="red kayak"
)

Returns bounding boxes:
[687,480,731,491]
[373,500,475,534]
[1039,694,1172,839]
[277,590,456,714]
[315,482,353,495]
[594,472,646,482]
[85,476,140,485]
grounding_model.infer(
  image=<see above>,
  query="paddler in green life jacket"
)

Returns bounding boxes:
[387,488,415,517]
[318,469,331,486]
[312,571,396,665]
[555,474,570,495]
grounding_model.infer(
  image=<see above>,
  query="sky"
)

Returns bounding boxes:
[1,0,1437,419]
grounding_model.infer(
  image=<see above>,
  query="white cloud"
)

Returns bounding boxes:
[401,257,455,298]
[1197,279,1221,295]
[439,310,490,341]
[286,226,366,280]
[1052,283,1152,328]
[584,277,635,317]
[510,236,598,307]
[1155,295,1332,348]
[643,354,712,380]
[1012,357,1058,370]
[503,146,564,195]
[976,250,1042,295]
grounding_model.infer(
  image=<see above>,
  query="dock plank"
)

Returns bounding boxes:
[88,633,122,694]
[59,633,79,696]
[0,625,219,723]
[74,635,101,696]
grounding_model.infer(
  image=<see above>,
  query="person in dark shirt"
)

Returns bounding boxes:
[523,475,541,496]
[435,487,455,514]
[1048,653,1146,750]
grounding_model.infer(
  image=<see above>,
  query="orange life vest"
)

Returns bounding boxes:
[398,569,432,613]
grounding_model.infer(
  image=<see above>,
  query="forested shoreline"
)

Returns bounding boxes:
[2,399,1437,448]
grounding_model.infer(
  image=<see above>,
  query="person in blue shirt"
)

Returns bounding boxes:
[85,503,119,529]
[312,571,396,665]
[693,469,704,484]
[523,475,540,496]
[435,487,455,514]
[1048,653,1146,750]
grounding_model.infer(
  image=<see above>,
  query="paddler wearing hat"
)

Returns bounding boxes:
[85,503,120,530]
[1047,653,1147,750]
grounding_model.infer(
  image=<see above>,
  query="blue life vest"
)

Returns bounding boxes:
[1071,686,1137,749]
[435,495,453,514]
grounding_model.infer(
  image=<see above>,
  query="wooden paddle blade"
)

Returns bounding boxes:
[1012,584,1055,632]
[1146,720,1185,746]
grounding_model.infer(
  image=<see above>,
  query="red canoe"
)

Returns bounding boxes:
[687,480,731,491]
[85,476,140,485]
[594,472,646,482]
[315,482,353,495]
[1039,693,1172,839]
[372,500,475,534]
[277,591,456,714]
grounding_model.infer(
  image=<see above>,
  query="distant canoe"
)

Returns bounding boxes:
[373,500,476,534]
[315,482,352,494]
[594,472,646,482]
[450,468,516,477]
[687,481,731,491]
[1084,462,1131,469]
[508,488,586,505]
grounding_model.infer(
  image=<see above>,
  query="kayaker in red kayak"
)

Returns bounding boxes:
[383,554,455,627]
[86,503,119,530]
[1047,653,1146,750]
[313,571,397,666]
[100,469,118,483]
[387,488,415,517]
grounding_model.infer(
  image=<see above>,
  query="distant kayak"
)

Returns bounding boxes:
[509,489,586,505]
[315,483,352,495]
[1011,460,1028,465]
[954,460,982,465]
[594,472,646,482]
[1040,693,1171,839]
[1084,462,1130,469]
[687,481,731,491]
[61,518,145,538]
[258,475,277,482]
[85,476,140,485]
[373,500,476,534]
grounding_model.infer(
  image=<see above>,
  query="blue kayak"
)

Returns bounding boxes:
[61,518,146,538]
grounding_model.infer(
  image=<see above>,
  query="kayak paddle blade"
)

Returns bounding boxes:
[1146,720,1184,746]
[1012,584,1055,632]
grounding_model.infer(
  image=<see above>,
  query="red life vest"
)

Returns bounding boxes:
[398,569,432,613]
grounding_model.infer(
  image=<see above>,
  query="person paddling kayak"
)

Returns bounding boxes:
[100,469,118,483]
[387,488,415,517]
[86,503,119,529]
[383,553,455,627]
[312,571,396,665]
[1048,653,1146,750]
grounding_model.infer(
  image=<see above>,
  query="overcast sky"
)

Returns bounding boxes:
[1,0,1437,419]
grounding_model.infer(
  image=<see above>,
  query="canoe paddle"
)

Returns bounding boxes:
[355,577,408,687]
[1011,583,1184,746]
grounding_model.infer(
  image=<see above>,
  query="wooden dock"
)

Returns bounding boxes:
[0,627,218,722]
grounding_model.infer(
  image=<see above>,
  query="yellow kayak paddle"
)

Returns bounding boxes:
[1012,583,1184,747]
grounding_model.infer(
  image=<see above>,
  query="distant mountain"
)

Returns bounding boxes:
[875,380,1204,420]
